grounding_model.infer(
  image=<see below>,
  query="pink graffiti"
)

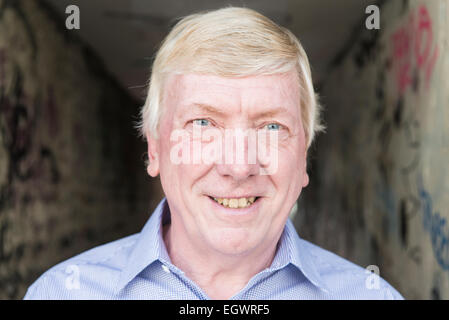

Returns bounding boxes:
[392,26,412,94]
[390,5,439,94]
[415,6,433,68]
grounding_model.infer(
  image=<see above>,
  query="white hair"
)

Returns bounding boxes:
[138,7,325,148]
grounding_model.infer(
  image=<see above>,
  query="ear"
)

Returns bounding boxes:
[146,132,160,177]
[302,170,310,188]
[302,150,309,188]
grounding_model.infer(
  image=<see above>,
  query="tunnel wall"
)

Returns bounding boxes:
[295,0,449,299]
[0,0,162,299]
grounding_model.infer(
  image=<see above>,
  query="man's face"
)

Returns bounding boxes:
[147,71,309,256]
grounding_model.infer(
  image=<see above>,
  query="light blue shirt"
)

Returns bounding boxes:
[24,198,404,300]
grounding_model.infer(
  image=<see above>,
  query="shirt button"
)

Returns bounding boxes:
[162,265,170,273]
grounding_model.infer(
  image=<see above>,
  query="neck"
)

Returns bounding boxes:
[162,223,279,300]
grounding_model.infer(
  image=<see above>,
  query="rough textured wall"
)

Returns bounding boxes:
[295,0,448,299]
[0,0,163,299]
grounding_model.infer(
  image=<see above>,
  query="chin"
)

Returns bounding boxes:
[206,227,259,255]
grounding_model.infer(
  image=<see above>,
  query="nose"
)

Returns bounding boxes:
[215,131,260,180]
[215,162,259,181]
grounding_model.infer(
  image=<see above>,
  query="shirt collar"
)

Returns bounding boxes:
[114,199,170,293]
[115,198,329,294]
[279,219,330,293]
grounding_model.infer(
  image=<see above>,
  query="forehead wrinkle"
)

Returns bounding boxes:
[242,77,300,120]
[188,103,229,118]
[176,75,240,105]
[164,72,301,123]
[251,107,294,119]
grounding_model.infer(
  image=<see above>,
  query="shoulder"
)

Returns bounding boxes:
[300,239,404,300]
[23,233,139,299]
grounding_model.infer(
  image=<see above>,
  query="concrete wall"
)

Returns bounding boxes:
[0,0,163,299]
[295,0,449,299]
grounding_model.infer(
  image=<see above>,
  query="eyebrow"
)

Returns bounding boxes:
[189,103,228,118]
[189,103,292,120]
[255,107,292,119]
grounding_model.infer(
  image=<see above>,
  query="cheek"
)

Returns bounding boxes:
[279,139,306,169]
[158,139,213,193]
[277,155,302,183]
[274,143,307,188]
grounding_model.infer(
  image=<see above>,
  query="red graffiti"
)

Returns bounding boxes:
[390,5,439,95]
[392,27,412,94]
[415,6,433,68]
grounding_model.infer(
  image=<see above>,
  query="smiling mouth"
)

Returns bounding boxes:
[210,196,258,209]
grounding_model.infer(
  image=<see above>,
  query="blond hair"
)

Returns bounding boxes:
[138,7,324,148]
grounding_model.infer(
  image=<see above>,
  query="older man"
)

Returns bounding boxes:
[24,7,403,300]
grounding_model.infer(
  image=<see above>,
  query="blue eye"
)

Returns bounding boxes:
[193,119,210,126]
[266,123,281,130]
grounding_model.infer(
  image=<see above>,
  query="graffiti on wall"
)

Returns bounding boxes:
[391,5,439,95]
[418,174,449,270]
[0,0,155,299]
[0,45,61,297]
[0,48,60,209]
[374,4,448,272]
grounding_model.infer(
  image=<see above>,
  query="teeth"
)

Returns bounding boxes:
[212,197,257,208]
[229,199,238,208]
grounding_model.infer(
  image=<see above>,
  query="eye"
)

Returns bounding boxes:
[265,123,281,131]
[193,119,211,127]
